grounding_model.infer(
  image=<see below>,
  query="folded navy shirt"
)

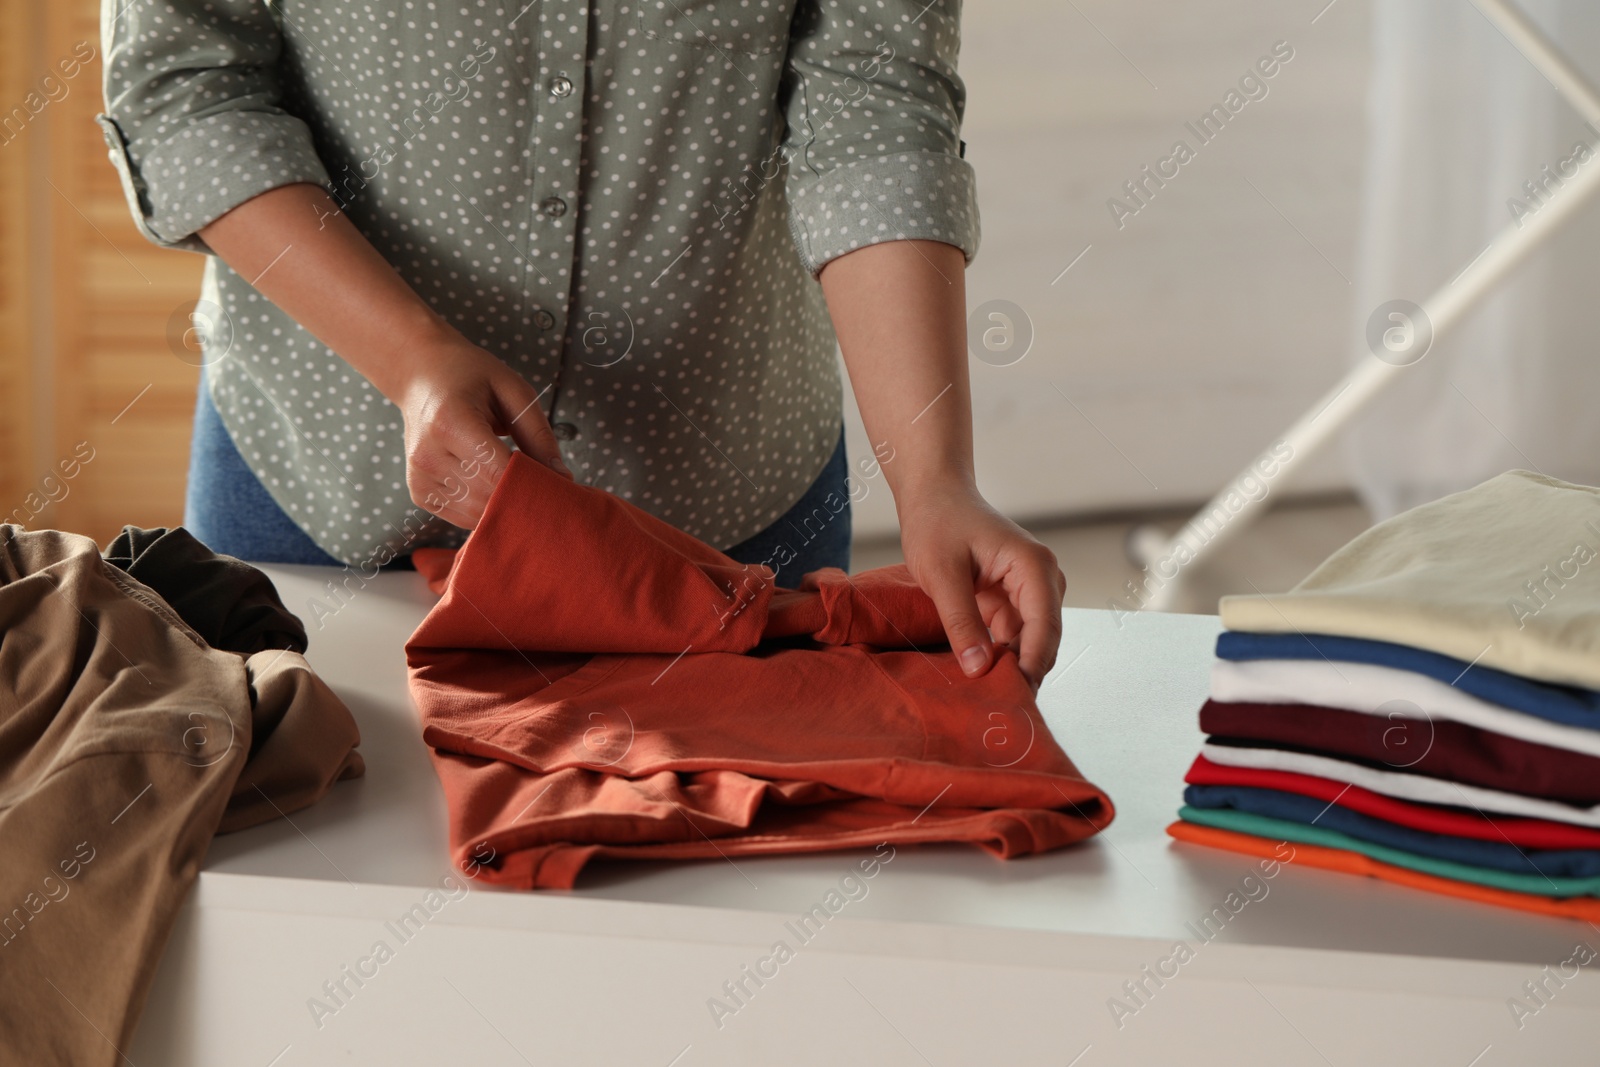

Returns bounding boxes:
[1184,783,1600,878]
[1215,631,1600,729]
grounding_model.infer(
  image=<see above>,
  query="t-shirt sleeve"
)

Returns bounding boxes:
[98,0,332,254]
[778,0,981,277]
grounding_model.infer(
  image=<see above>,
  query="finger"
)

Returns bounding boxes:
[411,471,483,529]
[491,374,571,477]
[992,605,1024,649]
[921,560,994,679]
[976,587,1021,647]
[411,416,509,523]
[446,434,514,521]
[419,427,513,525]
[433,497,482,530]
[1010,550,1065,688]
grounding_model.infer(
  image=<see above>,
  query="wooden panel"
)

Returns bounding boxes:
[0,3,40,516]
[33,0,205,542]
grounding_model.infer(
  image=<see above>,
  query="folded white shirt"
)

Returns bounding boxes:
[1199,742,1600,827]
[1209,658,1600,759]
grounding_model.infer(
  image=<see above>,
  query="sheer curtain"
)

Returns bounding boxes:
[1348,0,1600,519]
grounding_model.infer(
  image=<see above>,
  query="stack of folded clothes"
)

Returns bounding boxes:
[1168,470,1600,921]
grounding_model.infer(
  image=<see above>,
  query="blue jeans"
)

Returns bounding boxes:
[184,379,851,584]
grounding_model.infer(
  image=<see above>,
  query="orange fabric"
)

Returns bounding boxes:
[407,454,1112,889]
[1166,820,1600,922]
[412,546,457,595]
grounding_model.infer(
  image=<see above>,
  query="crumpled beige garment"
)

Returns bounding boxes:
[0,525,361,1066]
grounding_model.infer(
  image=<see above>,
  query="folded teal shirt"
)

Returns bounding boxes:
[1184,784,1600,879]
[1178,805,1600,898]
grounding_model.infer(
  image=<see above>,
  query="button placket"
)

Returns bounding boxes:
[525,7,588,437]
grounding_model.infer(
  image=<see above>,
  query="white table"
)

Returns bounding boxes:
[130,568,1600,1065]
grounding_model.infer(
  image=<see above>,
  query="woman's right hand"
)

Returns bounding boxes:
[393,334,572,530]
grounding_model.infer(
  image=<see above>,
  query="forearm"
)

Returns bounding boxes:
[198,182,567,525]
[821,238,1063,684]
[197,183,455,401]
[818,239,975,505]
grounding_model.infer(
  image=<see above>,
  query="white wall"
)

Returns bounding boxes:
[847,0,1372,536]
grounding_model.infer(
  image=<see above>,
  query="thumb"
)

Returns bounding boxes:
[492,374,571,478]
[921,561,994,678]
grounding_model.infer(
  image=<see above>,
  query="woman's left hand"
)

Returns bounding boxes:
[815,237,1065,689]
[896,483,1066,690]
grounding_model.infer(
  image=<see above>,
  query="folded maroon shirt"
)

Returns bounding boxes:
[1200,700,1600,805]
[406,454,1113,889]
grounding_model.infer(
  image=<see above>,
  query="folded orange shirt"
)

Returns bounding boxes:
[1166,821,1600,922]
[406,454,1113,889]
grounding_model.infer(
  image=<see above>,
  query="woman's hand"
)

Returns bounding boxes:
[392,335,572,529]
[897,482,1066,689]
[816,237,1065,689]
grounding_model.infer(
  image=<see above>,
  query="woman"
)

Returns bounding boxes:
[100,0,1064,685]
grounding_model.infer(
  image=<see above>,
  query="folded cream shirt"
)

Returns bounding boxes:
[1219,471,1600,689]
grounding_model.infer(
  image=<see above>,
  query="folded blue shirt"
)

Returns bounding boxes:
[1215,631,1600,729]
[1184,783,1600,879]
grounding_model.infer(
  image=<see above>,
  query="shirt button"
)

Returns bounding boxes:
[534,310,556,330]
[548,76,574,98]
[551,421,579,441]
[540,196,568,218]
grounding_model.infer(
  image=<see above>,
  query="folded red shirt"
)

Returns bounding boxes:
[1184,754,1600,850]
[406,454,1113,889]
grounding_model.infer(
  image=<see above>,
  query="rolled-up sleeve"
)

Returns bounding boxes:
[98,1,330,254]
[779,0,980,277]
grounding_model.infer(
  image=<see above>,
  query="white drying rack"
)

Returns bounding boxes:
[1129,0,1600,611]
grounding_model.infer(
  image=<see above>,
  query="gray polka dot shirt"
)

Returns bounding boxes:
[99,0,979,566]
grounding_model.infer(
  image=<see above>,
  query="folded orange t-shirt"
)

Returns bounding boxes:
[1166,821,1600,922]
[406,454,1113,889]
